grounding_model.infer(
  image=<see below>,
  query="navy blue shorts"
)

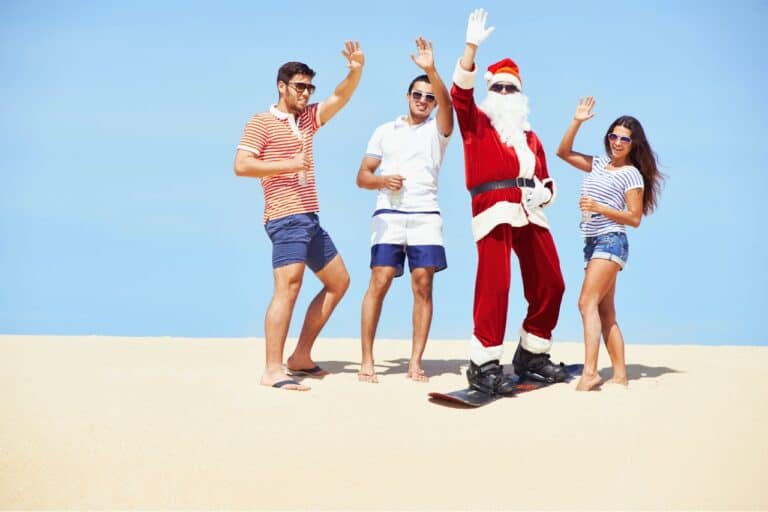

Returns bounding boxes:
[264,213,338,272]
[583,231,629,270]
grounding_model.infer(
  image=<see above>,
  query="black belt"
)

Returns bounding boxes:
[469,178,535,198]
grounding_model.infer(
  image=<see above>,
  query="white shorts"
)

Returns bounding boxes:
[370,211,447,277]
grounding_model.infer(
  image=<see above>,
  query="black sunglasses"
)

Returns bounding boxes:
[489,83,519,94]
[410,91,436,103]
[288,81,316,95]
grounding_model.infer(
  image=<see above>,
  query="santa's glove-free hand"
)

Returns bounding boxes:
[525,178,553,209]
[466,8,495,46]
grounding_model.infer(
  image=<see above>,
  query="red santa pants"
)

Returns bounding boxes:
[473,223,564,348]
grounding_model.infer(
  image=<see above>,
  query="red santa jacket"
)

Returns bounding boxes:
[451,61,557,241]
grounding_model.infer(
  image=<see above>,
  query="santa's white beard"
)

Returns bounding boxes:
[478,92,531,147]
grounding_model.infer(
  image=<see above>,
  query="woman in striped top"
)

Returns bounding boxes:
[556,96,663,391]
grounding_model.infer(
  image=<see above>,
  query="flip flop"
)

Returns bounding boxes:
[287,365,329,377]
[272,379,309,391]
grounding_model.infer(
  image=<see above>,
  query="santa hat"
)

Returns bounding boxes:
[484,58,522,90]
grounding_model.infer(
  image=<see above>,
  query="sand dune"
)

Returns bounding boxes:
[1,335,766,510]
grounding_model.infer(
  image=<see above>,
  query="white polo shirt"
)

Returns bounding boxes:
[365,115,451,212]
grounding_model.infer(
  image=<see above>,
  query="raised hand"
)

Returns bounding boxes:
[466,8,495,46]
[574,96,596,122]
[341,40,365,70]
[410,37,435,71]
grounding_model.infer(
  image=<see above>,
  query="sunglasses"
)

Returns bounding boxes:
[410,91,436,103]
[288,81,316,95]
[608,133,632,144]
[489,83,519,94]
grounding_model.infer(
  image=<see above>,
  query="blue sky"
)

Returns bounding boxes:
[1,0,766,345]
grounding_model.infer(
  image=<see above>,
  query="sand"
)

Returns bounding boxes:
[1,335,766,511]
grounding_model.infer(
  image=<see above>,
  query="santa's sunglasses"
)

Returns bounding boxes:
[410,91,436,103]
[489,83,519,94]
[608,133,632,144]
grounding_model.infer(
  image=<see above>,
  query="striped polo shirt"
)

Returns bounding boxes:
[237,103,321,222]
[580,155,644,237]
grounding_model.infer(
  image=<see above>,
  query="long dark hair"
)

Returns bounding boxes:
[604,116,664,215]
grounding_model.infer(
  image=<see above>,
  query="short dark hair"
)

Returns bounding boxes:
[277,61,316,85]
[407,74,430,93]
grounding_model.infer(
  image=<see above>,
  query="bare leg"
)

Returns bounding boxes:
[359,266,396,383]
[407,267,435,382]
[261,262,309,391]
[287,254,350,372]
[598,280,627,385]
[576,259,620,391]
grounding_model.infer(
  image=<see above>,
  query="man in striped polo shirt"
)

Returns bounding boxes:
[234,41,365,391]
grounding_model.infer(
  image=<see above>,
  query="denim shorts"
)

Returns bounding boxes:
[264,213,338,272]
[583,231,629,270]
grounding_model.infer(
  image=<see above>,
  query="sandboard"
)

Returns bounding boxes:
[428,364,584,408]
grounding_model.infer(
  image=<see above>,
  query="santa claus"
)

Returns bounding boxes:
[452,9,568,394]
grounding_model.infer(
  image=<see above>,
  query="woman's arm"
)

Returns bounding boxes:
[580,188,643,228]
[556,97,596,172]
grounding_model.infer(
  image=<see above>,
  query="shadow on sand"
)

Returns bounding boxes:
[312,360,681,384]
[599,364,682,382]
[310,358,469,378]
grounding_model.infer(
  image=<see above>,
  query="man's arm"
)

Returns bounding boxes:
[460,43,478,74]
[356,156,404,191]
[461,9,494,72]
[452,9,494,136]
[234,149,306,178]
[318,41,365,126]
[411,37,453,137]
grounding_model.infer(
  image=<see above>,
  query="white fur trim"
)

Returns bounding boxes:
[520,329,552,354]
[485,72,522,90]
[453,58,476,90]
[523,202,550,231]
[469,334,504,365]
[541,178,557,207]
[471,202,527,242]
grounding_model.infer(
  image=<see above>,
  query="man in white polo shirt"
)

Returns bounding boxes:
[355,37,453,383]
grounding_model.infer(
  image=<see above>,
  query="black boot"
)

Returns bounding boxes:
[512,343,569,383]
[466,360,517,395]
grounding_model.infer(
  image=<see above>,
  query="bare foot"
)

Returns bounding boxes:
[358,371,379,383]
[358,362,378,383]
[261,371,310,391]
[286,356,328,377]
[605,377,628,386]
[575,372,602,391]
[406,368,429,383]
